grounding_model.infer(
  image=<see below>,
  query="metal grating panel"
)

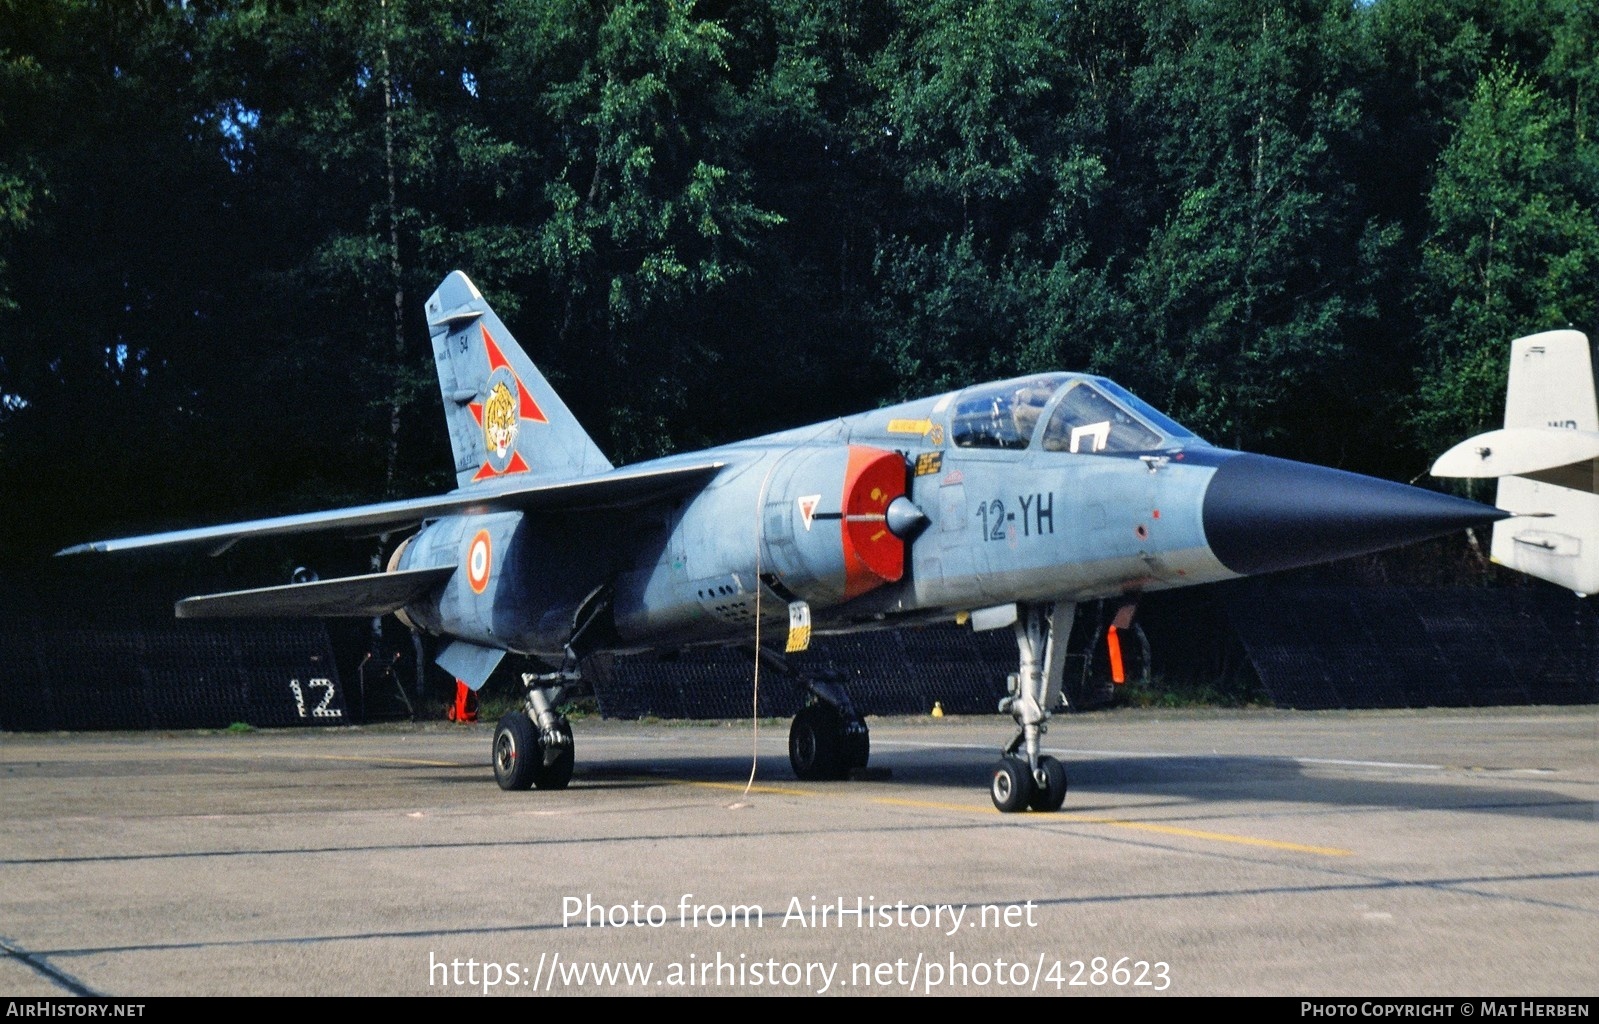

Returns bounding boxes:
[0,570,346,731]
[1225,581,1599,710]
[594,624,1020,719]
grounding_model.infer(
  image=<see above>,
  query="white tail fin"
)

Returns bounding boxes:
[425,271,613,488]
[1432,329,1599,595]
[1503,330,1598,432]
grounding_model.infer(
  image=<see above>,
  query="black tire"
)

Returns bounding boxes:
[532,718,575,790]
[789,704,847,780]
[492,712,538,791]
[990,757,1033,813]
[1028,755,1068,812]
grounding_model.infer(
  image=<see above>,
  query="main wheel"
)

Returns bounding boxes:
[990,757,1033,813]
[532,718,575,790]
[789,704,847,780]
[492,712,538,791]
[1027,755,1068,812]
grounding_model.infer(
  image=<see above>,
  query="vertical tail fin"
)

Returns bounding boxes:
[1494,330,1599,594]
[1503,330,1598,432]
[1432,330,1599,593]
[425,272,613,488]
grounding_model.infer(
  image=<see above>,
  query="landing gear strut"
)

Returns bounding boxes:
[493,592,614,793]
[990,601,1075,812]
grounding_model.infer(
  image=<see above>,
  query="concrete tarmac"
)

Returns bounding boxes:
[1,706,1595,997]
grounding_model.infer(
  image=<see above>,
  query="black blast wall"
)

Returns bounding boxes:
[1224,581,1599,710]
[591,604,1144,720]
[591,624,1017,720]
[593,582,1599,718]
[4,565,1594,729]
[0,567,345,731]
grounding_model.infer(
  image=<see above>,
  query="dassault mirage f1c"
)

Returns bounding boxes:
[61,271,1509,811]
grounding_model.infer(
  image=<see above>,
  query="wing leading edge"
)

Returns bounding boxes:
[56,460,726,557]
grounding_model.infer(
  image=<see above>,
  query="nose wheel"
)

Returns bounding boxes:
[990,757,1031,812]
[989,754,1068,812]
[1028,755,1068,812]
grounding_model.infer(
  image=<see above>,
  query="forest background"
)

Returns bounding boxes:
[1,0,1594,571]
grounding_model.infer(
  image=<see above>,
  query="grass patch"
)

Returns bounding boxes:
[1115,671,1269,709]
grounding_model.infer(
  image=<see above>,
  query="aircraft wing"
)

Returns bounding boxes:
[58,461,726,557]
[176,566,457,619]
[1430,428,1599,479]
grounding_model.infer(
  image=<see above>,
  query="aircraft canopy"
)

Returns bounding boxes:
[949,375,1200,454]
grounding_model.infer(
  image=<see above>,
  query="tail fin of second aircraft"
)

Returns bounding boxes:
[1503,330,1599,433]
[1432,330,1599,595]
[425,271,613,488]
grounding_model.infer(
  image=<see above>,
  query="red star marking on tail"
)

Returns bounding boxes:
[467,325,548,482]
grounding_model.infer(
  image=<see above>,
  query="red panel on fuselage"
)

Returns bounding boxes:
[842,446,907,598]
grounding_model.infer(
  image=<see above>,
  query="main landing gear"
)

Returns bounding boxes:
[493,668,579,791]
[757,650,869,781]
[788,674,870,781]
[990,601,1075,813]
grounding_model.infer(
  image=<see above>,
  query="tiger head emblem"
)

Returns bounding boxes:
[483,380,519,459]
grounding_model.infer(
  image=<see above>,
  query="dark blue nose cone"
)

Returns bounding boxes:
[1202,453,1510,577]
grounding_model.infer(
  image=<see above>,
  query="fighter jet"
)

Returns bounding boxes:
[61,271,1508,811]
[1432,330,1599,596]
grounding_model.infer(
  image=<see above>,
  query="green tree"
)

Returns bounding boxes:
[1414,65,1599,452]
[1122,0,1393,458]
[191,0,507,504]
[0,0,256,558]
[482,0,783,458]
[861,0,1130,394]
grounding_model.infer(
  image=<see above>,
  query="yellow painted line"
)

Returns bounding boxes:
[284,753,463,769]
[676,779,816,798]
[869,797,1348,853]
[291,755,1356,855]
[1073,816,1353,857]
[870,796,998,814]
[672,780,1352,856]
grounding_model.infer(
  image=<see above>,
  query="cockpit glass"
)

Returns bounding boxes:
[1040,380,1168,453]
[949,375,1067,450]
[1092,379,1199,441]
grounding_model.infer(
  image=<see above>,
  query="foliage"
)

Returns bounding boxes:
[0,0,1592,560]
[1414,64,1599,452]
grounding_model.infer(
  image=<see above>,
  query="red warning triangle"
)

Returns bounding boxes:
[798,495,820,531]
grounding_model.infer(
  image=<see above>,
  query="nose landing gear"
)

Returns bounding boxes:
[990,601,1075,812]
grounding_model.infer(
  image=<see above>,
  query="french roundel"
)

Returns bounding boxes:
[467,530,492,593]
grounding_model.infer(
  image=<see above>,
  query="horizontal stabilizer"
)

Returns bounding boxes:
[1431,428,1599,480]
[175,566,455,619]
[59,461,725,557]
